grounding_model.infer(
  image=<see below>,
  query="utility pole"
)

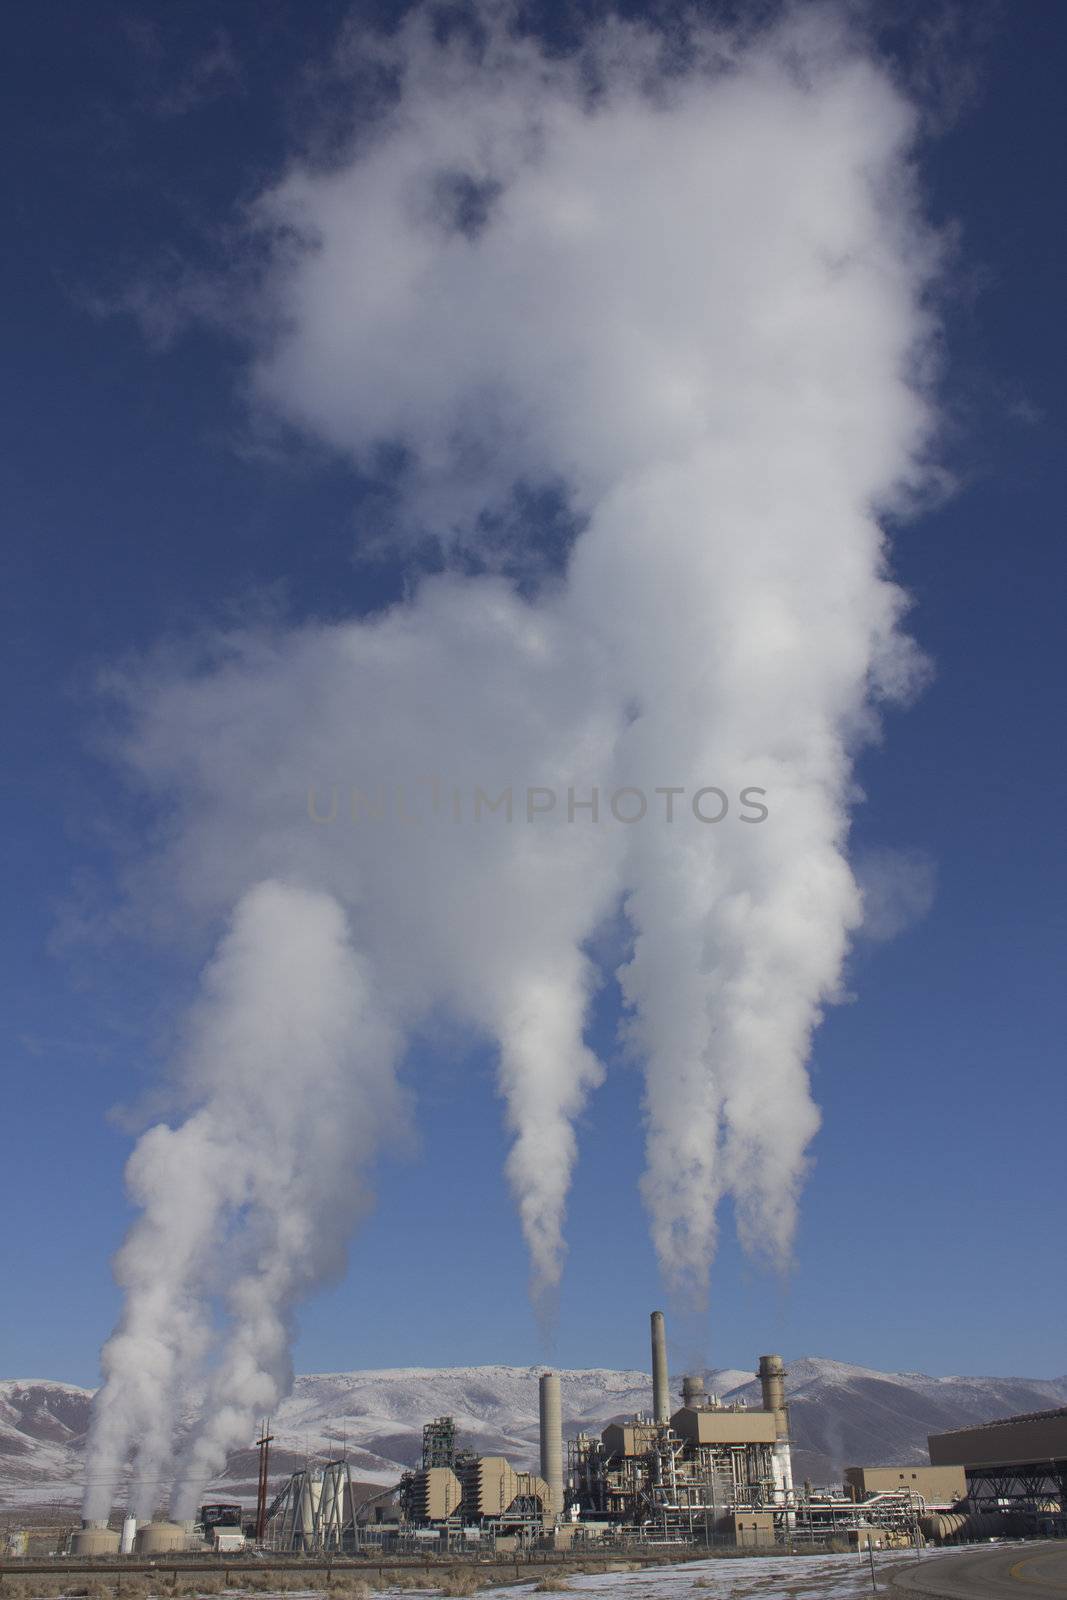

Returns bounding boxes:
[255,1419,274,1543]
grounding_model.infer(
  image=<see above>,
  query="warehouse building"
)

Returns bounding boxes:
[928,1406,1067,1534]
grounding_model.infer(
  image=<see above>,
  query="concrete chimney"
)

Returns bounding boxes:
[682,1374,708,1409]
[650,1310,670,1424]
[758,1354,795,1524]
[538,1371,564,1519]
[757,1354,788,1434]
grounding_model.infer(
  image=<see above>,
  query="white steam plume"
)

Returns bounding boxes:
[84,881,401,1520]
[86,2,943,1513]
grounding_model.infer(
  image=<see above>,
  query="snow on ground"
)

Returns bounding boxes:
[178,1552,952,1600]
[465,1552,932,1600]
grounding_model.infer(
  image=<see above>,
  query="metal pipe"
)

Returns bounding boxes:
[651,1311,670,1424]
[539,1371,564,1520]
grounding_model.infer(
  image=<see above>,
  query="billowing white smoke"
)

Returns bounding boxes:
[86,4,942,1515]
[84,882,402,1520]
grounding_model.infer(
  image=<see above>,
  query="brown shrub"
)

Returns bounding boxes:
[436,1572,484,1598]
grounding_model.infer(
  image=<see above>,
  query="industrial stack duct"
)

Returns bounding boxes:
[758,1354,795,1517]
[682,1373,709,1408]
[650,1310,670,1424]
[538,1371,564,1519]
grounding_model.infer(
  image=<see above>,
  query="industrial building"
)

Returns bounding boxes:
[928,1406,1067,1535]
[52,1310,1023,1561]
[65,1501,246,1559]
[843,1464,966,1506]
[567,1342,794,1539]
[255,1316,802,1551]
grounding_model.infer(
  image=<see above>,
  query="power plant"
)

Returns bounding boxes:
[23,1308,1056,1566]
[243,1312,936,1553]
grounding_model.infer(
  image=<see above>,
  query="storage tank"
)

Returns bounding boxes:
[70,1521,120,1557]
[921,1511,1005,1544]
[133,1521,187,1556]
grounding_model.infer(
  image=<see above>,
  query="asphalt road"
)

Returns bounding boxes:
[891,1542,1067,1598]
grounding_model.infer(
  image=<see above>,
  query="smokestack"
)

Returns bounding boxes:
[758,1354,788,1434]
[682,1374,708,1409]
[758,1354,794,1524]
[650,1310,670,1424]
[538,1372,564,1519]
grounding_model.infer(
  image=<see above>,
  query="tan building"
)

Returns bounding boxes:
[670,1407,777,1448]
[601,1421,662,1458]
[928,1409,1067,1469]
[844,1465,966,1505]
[927,1408,1067,1527]
[457,1455,553,1522]
[729,1511,775,1547]
[408,1466,463,1522]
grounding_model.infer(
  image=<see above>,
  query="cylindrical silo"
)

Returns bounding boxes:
[650,1311,670,1424]
[538,1371,564,1519]
[133,1521,187,1556]
[119,1515,137,1555]
[71,1521,121,1557]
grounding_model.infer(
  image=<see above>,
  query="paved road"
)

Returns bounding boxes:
[891,1542,1067,1597]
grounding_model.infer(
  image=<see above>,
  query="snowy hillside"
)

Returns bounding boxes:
[3,1360,1066,1515]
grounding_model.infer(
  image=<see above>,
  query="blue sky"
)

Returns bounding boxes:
[3,1,1065,1391]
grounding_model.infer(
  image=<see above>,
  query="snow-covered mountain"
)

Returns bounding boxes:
[4,1360,1066,1515]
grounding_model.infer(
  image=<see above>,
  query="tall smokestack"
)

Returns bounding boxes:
[650,1310,670,1424]
[758,1354,788,1432]
[758,1354,794,1522]
[538,1371,563,1519]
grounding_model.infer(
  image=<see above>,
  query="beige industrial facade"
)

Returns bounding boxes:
[671,1407,778,1447]
[408,1466,463,1522]
[457,1455,552,1522]
[844,1465,965,1504]
[927,1407,1067,1534]
[928,1409,1067,1468]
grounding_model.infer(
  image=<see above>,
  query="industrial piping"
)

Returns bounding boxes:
[538,1371,564,1520]
[650,1310,670,1424]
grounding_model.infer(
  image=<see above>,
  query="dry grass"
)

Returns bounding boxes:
[434,1573,484,1598]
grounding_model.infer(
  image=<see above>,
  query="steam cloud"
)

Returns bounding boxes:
[85,4,942,1517]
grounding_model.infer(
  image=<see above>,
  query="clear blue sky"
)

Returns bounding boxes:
[2,0,1064,1389]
